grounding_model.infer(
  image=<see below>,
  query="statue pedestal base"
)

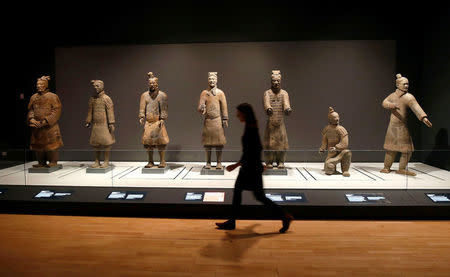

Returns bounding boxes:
[263,168,288,175]
[28,165,63,174]
[86,165,115,174]
[201,166,225,175]
[142,166,169,174]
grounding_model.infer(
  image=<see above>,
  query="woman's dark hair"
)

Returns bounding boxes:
[237,103,258,127]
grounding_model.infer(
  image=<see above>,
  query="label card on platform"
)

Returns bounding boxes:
[266,193,306,202]
[107,191,146,200]
[185,192,204,201]
[345,193,391,204]
[426,193,450,203]
[34,190,72,199]
[203,192,225,202]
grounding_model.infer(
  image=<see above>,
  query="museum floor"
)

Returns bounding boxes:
[0,214,448,276]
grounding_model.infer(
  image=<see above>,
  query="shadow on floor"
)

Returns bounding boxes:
[199,223,281,262]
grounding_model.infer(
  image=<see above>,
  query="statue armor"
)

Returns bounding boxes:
[320,117,352,177]
[263,70,292,169]
[380,73,432,176]
[28,92,63,151]
[86,91,115,147]
[139,90,169,146]
[263,89,290,150]
[198,88,228,146]
[27,76,63,168]
[382,90,427,153]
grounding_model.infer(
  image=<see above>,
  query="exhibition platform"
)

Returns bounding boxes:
[0,162,448,219]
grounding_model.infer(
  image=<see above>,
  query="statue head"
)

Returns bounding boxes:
[147,72,159,92]
[395,73,409,92]
[328,107,339,125]
[271,70,281,91]
[208,72,218,88]
[91,80,104,94]
[37,76,50,93]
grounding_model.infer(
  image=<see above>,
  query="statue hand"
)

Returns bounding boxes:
[139,117,145,125]
[108,124,115,133]
[284,108,292,115]
[319,148,325,154]
[328,147,336,153]
[29,118,39,128]
[199,105,206,115]
[423,117,432,128]
[267,108,273,116]
[222,119,228,128]
[159,120,165,128]
[390,103,399,110]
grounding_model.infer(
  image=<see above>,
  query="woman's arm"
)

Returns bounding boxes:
[226,162,241,172]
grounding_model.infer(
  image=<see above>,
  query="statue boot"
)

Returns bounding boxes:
[216,147,223,170]
[158,149,166,168]
[341,149,352,177]
[380,151,396,173]
[276,151,286,169]
[91,150,101,168]
[396,152,416,176]
[100,148,111,168]
[47,150,59,167]
[205,147,212,169]
[33,150,47,168]
[265,151,274,169]
[145,148,155,168]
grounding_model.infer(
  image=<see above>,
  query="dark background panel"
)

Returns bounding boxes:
[54,41,395,158]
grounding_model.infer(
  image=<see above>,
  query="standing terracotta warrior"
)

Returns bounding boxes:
[380,73,432,176]
[198,72,228,169]
[263,70,292,169]
[27,76,63,168]
[319,107,352,177]
[139,72,169,168]
[85,80,115,168]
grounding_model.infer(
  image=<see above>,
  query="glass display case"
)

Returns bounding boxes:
[1,39,449,218]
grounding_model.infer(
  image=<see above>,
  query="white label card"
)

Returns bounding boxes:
[203,192,225,202]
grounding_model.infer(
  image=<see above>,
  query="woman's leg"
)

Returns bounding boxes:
[252,183,293,233]
[216,187,241,230]
[230,187,243,221]
[252,188,284,218]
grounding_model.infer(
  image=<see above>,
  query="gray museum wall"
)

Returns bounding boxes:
[55,40,395,162]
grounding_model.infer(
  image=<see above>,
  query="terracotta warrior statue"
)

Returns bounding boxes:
[27,76,63,168]
[139,72,169,168]
[263,70,292,169]
[198,72,228,169]
[319,107,352,177]
[85,80,115,168]
[380,73,432,176]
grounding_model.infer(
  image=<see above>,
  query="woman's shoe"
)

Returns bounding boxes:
[279,214,294,233]
[215,220,236,230]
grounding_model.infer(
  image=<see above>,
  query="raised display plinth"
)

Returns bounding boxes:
[28,165,63,174]
[201,167,225,175]
[263,168,288,175]
[142,166,170,174]
[86,165,115,174]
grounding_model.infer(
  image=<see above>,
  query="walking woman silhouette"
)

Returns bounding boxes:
[215,103,294,233]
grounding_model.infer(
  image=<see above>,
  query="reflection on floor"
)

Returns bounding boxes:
[0,162,448,189]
